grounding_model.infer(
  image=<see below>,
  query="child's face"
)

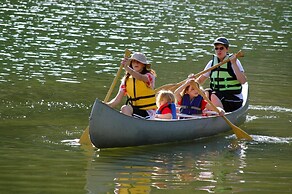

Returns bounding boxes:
[158,97,167,107]
[131,60,145,72]
[187,86,199,98]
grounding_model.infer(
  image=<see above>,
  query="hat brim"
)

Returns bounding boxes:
[130,58,151,66]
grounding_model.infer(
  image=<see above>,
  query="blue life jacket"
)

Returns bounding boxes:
[156,103,177,119]
[180,94,203,115]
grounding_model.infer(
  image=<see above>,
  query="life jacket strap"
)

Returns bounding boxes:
[128,94,156,101]
[180,105,201,111]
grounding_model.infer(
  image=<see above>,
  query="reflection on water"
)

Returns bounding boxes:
[85,138,250,193]
[85,135,292,193]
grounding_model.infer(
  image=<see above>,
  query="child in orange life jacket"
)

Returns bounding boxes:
[174,79,225,116]
[155,90,177,119]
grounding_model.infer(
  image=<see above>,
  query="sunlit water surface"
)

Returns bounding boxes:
[0,0,291,193]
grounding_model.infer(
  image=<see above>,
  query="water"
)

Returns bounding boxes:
[0,0,291,193]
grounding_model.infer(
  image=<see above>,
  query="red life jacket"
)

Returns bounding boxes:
[156,103,177,119]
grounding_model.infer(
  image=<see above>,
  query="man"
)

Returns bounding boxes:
[196,37,247,112]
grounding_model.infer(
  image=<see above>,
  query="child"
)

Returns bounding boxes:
[155,90,177,119]
[107,52,157,119]
[174,79,225,116]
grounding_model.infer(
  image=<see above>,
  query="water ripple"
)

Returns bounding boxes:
[0,0,290,84]
[249,105,292,113]
[251,135,292,144]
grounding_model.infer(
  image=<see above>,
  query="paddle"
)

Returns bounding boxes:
[155,50,244,93]
[79,49,133,145]
[189,80,253,140]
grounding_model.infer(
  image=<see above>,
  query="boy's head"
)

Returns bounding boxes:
[156,90,175,106]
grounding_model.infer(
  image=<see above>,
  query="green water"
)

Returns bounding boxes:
[0,0,291,193]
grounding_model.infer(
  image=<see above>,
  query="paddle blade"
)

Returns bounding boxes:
[232,125,253,140]
[80,49,132,146]
[79,126,92,145]
[189,80,252,141]
[223,117,253,140]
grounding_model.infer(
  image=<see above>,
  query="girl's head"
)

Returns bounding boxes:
[126,52,156,76]
[129,52,151,73]
[156,90,175,107]
[213,37,229,59]
[183,82,202,98]
[130,59,146,73]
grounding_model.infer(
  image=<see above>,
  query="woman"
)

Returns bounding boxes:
[196,37,247,112]
[107,52,157,119]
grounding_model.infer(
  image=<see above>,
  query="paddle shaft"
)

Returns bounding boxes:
[189,80,252,140]
[79,49,132,145]
[157,50,244,93]
[104,49,132,102]
[194,50,244,78]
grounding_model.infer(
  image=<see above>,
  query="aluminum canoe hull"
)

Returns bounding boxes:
[89,83,249,148]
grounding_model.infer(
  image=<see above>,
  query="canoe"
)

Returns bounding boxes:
[89,83,249,148]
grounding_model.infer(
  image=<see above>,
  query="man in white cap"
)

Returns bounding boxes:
[196,37,247,112]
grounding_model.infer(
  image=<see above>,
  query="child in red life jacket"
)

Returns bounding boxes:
[174,79,225,116]
[155,90,177,119]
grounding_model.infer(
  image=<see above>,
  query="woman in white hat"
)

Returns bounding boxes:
[107,52,157,119]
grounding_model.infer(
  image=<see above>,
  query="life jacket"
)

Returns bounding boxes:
[156,103,177,119]
[210,54,242,94]
[180,94,203,115]
[125,76,157,110]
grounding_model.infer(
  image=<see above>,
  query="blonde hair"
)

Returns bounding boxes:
[156,90,176,105]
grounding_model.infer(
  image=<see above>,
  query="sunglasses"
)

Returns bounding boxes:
[215,47,225,50]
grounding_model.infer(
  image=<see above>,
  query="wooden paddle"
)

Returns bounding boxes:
[79,49,133,145]
[189,80,253,140]
[155,50,244,93]
[104,49,132,102]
